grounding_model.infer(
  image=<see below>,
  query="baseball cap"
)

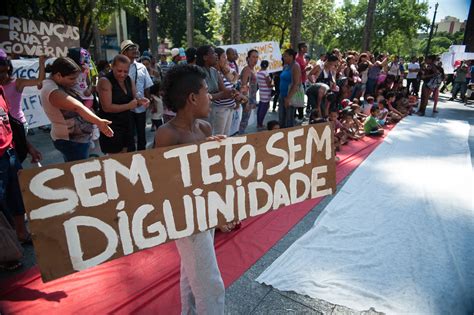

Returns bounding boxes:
[340,99,352,108]
[171,48,180,58]
[120,40,138,53]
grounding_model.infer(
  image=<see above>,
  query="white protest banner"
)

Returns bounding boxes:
[441,45,474,74]
[0,16,80,57]
[11,59,51,128]
[220,41,283,74]
[19,123,336,282]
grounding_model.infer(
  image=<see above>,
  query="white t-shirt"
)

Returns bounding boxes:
[388,62,401,76]
[151,95,163,120]
[129,61,154,113]
[406,62,420,79]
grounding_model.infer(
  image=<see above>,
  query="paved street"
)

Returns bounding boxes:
[2,95,473,314]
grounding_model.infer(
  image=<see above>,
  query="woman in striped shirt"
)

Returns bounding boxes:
[213,48,244,135]
[256,60,273,129]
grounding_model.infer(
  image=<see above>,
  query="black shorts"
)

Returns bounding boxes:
[99,124,130,154]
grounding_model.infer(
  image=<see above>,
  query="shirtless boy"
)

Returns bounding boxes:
[154,64,232,314]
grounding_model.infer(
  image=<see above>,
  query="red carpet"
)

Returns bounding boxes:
[0,130,391,314]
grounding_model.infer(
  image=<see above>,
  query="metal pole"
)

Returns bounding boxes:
[425,2,438,57]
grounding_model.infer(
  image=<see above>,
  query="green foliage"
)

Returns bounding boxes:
[300,0,339,56]
[323,0,429,54]
[155,0,216,47]
[220,0,337,49]
[4,0,217,49]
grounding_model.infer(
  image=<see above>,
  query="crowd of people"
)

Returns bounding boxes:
[1,37,474,313]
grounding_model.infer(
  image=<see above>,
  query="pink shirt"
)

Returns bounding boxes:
[3,79,26,123]
[296,53,307,83]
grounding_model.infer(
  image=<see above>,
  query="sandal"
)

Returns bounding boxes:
[433,110,439,113]
[0,260,22,271]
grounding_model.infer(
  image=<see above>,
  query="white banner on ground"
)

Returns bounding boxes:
[220,41,283,74]
[11,59,51,128]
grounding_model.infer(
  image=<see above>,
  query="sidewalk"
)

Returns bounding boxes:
[224,95,474,314]
[2,95,473,314]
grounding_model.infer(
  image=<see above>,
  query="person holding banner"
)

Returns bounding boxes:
[154,64,226,314]
[0,49,46,133]
[97,55,149,154]
[40,57,114,162]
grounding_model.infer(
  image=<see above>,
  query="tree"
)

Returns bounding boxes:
[362,0,376,51]
[322,0,366,51]
[186,0,194,47]
[4,0,147,51]
[290,0,303,49]
[148,0,159,56]
[156,0,215,47]
[231,0,241,44]
[301,0,337,56]
[322,0,429,54]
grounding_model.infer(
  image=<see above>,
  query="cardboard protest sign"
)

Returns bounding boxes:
[19,123,336,282]
[11,58,52,128]
[220,41,283,74]
[0,16,80,57]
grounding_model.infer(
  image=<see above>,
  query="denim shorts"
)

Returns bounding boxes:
[0,148,26,218]
[53,139,90,162]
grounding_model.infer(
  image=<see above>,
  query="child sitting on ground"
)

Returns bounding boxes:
[351,103,367,125]
[364,105,384,136]
[340,108,362,140]
[385,91,403,122]
[328,109,349,149]
[267,120,280,130]
[361,95,375,116]
[377,99,390,125]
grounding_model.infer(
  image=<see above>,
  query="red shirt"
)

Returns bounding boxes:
[296,53,307,83]
[0,86,13,157]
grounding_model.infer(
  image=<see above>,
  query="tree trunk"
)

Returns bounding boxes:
[148,0,158,55]
[186,0,194,48]
[290,0,303,50]
[231,0,240,44]
[464,0,474,52]
[92,21,103,61]
[362,0,376,52]
[279,27,287,49]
